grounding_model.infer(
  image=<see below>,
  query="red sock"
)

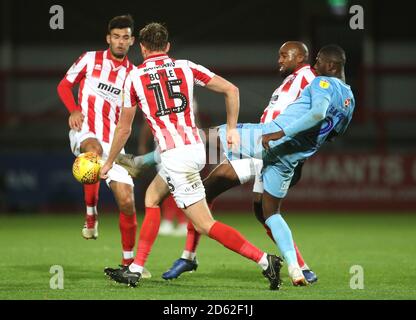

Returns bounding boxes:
[161,196,175,222]
[294,242,306,268]
[84,182,100,228]
[84,182,100,207]
[263,224,275,242]
[263,224,306,268]
[184,221,200,253]
[119,212,137,265]
[208,221,264,263]
[133,207,161,266]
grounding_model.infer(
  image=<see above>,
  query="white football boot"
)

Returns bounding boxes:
[288,264,308,286]
[82,216,98,240]
[141,267,152,279]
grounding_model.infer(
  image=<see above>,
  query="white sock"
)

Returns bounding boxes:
[161,220,174,227]
[129,263,144,274]
[86,206,97,216]
[288,263,302,277]
[123,251,134,260]
[258,253,269,270]
[181,250,196,261]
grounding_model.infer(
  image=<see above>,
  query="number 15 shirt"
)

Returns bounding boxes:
[123,54,214,152]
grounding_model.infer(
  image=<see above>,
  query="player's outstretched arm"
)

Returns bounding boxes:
[100,106,137,179]
[205,75,240,149]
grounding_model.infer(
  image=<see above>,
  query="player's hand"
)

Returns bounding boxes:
[99,162,113,180]
[69,110,84,131]
[226,128,240,151]
[262,131,285,150]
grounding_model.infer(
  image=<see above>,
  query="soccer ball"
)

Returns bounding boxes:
[72,152,102,184]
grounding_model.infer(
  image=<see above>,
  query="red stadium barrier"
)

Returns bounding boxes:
[213,153,416,212]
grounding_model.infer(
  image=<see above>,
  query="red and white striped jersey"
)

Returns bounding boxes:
[64,49,133,144]
[260,65,316,123]
[123,54,214,152]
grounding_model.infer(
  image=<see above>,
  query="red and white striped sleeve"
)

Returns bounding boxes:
[302,69,317,88]
[57,52,90,113]
[122,72,138,108]
[64,52,90,84]
[188,61,215,86]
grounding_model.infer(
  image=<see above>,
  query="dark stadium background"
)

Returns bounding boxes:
[1,0,415,213]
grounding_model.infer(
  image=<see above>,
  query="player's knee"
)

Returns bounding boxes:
[193,223,209,235]
[144,192,162,208]
[194,219,215,235]
[81,140,103,156]
[89,146,103,156]
[118,195,135,214]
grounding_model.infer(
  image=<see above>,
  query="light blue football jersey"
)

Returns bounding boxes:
[219,76,355,163]
[264,76,355,163]
[218,76,355,197]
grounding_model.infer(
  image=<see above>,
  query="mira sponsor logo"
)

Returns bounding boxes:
[98,82,121,95]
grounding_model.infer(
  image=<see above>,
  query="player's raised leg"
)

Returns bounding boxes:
[116,151,159,178]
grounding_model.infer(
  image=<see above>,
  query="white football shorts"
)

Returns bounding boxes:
[229,157,264,193]
[69,129,134,187]
[158,143,206,209]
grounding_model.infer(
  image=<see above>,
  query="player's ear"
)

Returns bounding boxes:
[139,43,147,58]
[130,36,135,47]
[106,34,111,45]
[165,42,171,53]
[296,54,304,64]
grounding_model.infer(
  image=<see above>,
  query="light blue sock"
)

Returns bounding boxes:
[265,213,297,266]
[137,151,160,167]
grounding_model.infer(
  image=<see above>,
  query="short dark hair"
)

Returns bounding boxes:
[139,22,169,52]
[319,44,346,66]
[108,15,134,34]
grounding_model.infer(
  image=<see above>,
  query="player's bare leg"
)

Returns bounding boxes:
[79,138,103,240]
[262,191,307,286]
[103,181,151,279]
[107,173,282,289]
[162,160,241,279]
[108,174,169,286]
[115,151,159,178]
[253,191,317,283]
[204,160,241,203]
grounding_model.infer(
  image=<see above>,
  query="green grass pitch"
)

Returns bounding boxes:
[0,212,415,300]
